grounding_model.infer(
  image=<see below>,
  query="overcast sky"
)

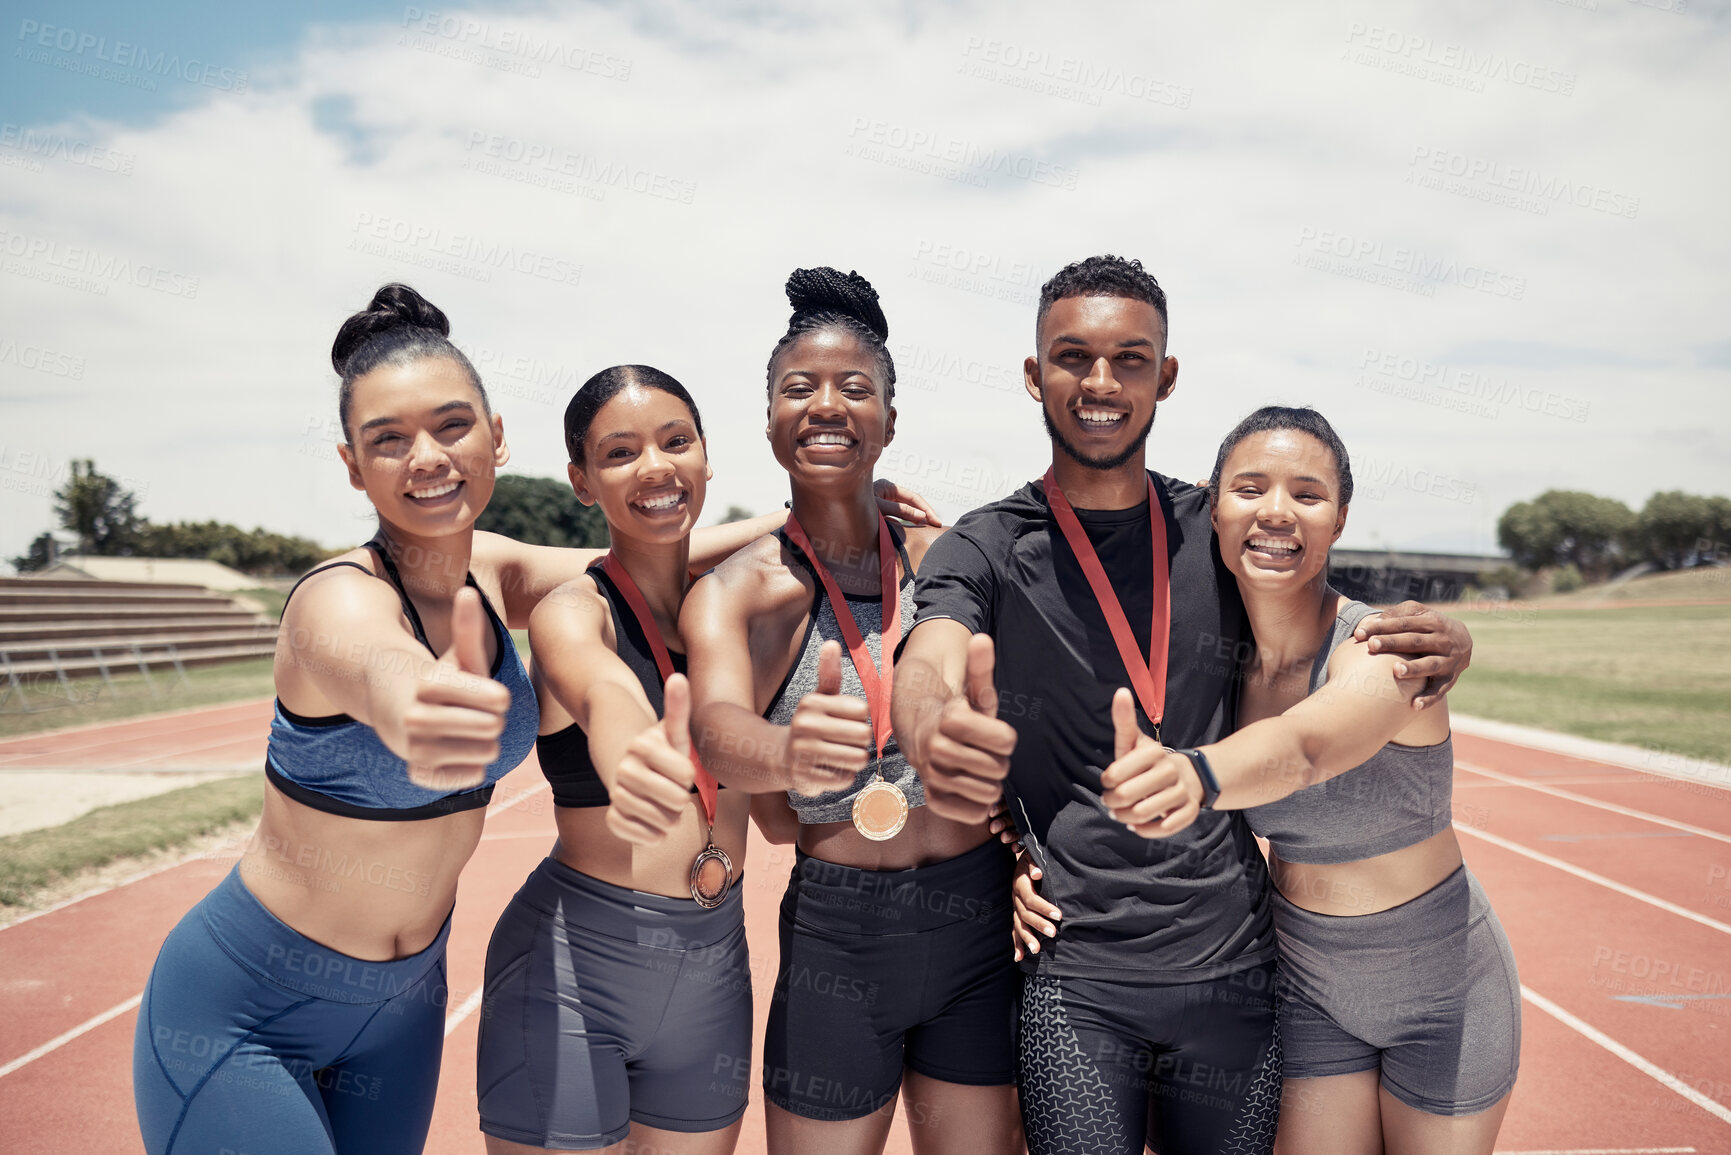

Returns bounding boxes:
[3,0,1728,567]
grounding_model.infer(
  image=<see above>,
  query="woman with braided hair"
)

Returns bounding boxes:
[678,268,1024,1155]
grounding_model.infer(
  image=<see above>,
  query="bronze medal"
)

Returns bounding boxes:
[851,775,909,841]
[600,554,732,909]
[689,842,734,908]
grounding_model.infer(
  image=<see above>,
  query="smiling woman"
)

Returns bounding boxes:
[127,285,800,1155]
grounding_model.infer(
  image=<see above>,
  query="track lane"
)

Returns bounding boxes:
[2,702,1727,1152]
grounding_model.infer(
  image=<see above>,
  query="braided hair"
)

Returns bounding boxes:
[330,283,488,441]
[764,267,896,401]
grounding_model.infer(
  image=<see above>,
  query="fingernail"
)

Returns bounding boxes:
[1395,663,1408,676]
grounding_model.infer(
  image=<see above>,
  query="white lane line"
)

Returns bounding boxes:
[479,830,553,843]
[1456,825,1731,937]
[1498,1149,1697,1154]
[1458,762,1731,845]
[443,987,484,1038]
[485,781,548,818]
[0,993,141,1080]
[1521,984,1731,1126]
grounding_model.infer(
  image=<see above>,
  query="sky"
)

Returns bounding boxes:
[2,0,1728,567]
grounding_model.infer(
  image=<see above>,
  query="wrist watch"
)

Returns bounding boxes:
[1175,748,1221,810]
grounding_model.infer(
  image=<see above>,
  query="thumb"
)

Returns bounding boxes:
[1112,687,1143,761]
[816,639,844,695]
[662,672,692,756]
[965,633,998,717]
[440,588,490,676]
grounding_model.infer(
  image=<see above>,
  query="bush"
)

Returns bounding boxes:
[1551,564,1584,594]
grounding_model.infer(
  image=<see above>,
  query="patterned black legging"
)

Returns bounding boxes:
[1018,967,1282,1155]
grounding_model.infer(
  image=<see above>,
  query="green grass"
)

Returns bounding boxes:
[0,775,263,906]
[0,658,278,739]
[1445,602,1731,763]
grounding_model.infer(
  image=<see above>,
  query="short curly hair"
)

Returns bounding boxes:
[1036,254,1168,340]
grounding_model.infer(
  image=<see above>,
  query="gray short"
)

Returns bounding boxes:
[476,857,752,1149]
[1273,865,1520,1116]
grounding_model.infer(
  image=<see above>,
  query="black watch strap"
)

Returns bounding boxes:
[1177,748,1221,810]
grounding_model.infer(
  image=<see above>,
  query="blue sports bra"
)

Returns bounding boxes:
[265,541,540,820]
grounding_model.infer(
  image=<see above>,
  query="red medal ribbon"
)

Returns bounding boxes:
[599,554,716,827]
[1041,467,1171,738]
[780,513,901,759]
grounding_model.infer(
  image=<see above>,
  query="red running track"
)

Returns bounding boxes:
[0,708,1727,1154]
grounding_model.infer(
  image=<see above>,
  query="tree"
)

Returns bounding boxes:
[719,505,756,524]
[54,459,142,555]
[134,521,333,575]
[474,474,608,549]
[10,533,57,573]
[1637,491,1715,570]
[1497,490,1636,580]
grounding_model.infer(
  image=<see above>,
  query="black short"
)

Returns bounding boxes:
[1018,963,1281,1155]
[762,839,1018,1121]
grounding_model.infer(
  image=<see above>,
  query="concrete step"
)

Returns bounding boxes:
[0,629,278,665]
[2,642,279,680]
[0,577,214,594]
[0,616,270,643]
[0,588,233,609]
[0,605,261,625]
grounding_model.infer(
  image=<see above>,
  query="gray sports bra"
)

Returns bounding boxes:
[1242,600,1455,865]
[763,527,925,825]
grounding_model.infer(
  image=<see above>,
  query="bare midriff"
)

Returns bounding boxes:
[797,803,991,871]
[1269,825,1464,917]
[551,789,752,899]
[238,783,484,962]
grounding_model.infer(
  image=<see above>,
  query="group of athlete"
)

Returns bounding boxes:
[130,254,1521,1155]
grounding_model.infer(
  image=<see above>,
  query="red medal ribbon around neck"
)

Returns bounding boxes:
[1041,467,1171,739]
[599,554,716,826]
[780,512,902,759]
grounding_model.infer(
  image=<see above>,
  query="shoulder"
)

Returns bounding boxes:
[529,572,605,631]
[945,483,1046,546]
[695,533,814,608]
[1153,471,1212,522]
[282,551,398,632]
[902,523,944,571]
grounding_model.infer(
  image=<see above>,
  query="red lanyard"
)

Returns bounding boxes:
[780,513,901,759]
[1041,467,1171,739]
[599,554,716,827]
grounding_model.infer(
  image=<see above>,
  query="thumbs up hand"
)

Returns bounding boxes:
[1098,688,1204,838]
[785,640,873,797]
[921,634,1019,824]
[403,587,511,791]
[608,673,703,846]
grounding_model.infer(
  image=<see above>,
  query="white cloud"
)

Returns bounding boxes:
[2,0,1727,565]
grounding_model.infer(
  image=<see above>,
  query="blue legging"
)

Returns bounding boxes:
[132,867,449,1155]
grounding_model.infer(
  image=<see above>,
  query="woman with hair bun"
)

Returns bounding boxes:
[678,268,1023,1155]
[129,285,832,1155]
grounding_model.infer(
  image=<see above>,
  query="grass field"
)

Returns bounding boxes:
[0,774,262,909]
[1444,600,1731,764]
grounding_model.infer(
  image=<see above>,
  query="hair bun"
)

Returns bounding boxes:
[784,267,888,342]
[331,283,451,375]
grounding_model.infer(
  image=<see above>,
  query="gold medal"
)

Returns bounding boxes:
[851,775,909,841]
[689,842,734,908]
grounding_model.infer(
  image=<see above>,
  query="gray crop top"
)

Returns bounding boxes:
[763,527,925,825]
[1242,600,1455,865]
